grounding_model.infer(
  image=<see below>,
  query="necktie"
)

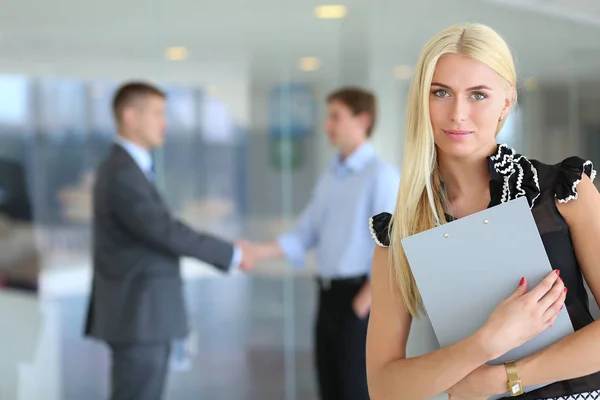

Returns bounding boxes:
[147,162,156,182]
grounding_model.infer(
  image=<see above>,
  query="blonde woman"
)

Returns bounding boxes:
[366,23,600,400]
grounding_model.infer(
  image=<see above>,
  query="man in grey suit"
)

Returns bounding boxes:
[84,82,254,400]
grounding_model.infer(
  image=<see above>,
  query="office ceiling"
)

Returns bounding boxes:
[0,0,599,83]
[488,0,600,27]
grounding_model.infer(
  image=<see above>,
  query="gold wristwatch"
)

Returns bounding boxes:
[504,360,524,396]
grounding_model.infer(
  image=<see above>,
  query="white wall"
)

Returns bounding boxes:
[0,291,62,400]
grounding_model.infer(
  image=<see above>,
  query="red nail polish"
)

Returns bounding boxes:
[555,269,561,275]
[560,305,564,311]
[519,277,525,286]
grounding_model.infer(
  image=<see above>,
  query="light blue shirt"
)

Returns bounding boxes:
[277,142,400,278]
[115,136,242,269]
[116,136,154,179]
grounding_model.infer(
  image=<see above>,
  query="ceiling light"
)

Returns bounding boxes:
[165,46,189,61]
[299,57,321,72]
[315,5,347,19]
[394,65,412,79]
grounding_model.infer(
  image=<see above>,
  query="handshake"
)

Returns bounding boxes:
[234,239,265,272]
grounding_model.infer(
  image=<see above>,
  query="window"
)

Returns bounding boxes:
[0,75,29,128]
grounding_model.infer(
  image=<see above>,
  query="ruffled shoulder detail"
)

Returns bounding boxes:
[488,144,541,208]
[554,156,596,203]
[369,212,392,247]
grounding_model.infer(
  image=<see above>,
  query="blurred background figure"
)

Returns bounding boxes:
[0,157,42,400]
[0,158,39,292]
[0,0,599,399]
[84,81,252,400]
[241,86,400,400]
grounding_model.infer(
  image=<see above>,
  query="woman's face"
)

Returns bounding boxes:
[429,53,512,160]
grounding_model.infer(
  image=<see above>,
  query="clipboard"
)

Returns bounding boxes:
[401,196,574,399]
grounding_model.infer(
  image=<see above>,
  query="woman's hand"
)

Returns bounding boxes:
[479,270,566,360]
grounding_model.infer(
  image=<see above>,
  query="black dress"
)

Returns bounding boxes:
[369,144,600,400]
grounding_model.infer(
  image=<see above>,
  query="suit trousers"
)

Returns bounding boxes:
[314,275,370,400]
[108,341,172,400]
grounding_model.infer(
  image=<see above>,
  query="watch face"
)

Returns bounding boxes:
[510,382,523,396]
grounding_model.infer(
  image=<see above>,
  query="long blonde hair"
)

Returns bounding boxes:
[389,23,517,318]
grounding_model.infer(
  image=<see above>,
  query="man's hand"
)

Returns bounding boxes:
[352,281,372,319]
[236,240,257,272]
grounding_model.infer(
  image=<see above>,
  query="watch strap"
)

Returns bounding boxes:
[505,360,519,381]
[504,360,524,396]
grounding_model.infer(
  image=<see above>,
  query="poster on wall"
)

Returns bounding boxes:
[268,83,316,171]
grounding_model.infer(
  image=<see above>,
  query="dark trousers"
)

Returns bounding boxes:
[108,341,172,400]
[315,275,370,400]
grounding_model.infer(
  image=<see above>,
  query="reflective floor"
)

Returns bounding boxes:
[0,272,319,400]
[3,261,599,400]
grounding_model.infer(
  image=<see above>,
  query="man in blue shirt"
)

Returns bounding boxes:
[243,87,400,400]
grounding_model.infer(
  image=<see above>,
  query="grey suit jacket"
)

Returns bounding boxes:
[84,144,234,343]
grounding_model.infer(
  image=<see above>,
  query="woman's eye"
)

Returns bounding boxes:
[434,89,450,98]
[472,92,487,101]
